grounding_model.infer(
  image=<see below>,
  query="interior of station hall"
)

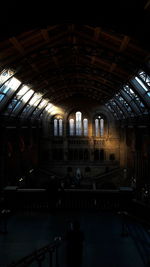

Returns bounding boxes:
[0,1,150,266]
[0,2,149,193]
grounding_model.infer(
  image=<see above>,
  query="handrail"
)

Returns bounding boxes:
[92,167,122,180]
[3,187,134,212]
[38,168,66,181]
[80,168,122,188]
[118,211,150,233]
[8,237,62,267]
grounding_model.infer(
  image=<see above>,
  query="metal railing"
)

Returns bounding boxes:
[3,187,134,212]
[8,237,62,267]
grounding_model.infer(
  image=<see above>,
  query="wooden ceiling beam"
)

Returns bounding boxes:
[84,24,149,55]
[0,33,68,68]
[109,36,131,73]
[16,59,124,94]
[119,36,131,52]
[0,37,140,85]
[17,61,124,86]
[41,29,50,43]
[85,25,122,42]
[46,81,113,97]
[86,54,130,77]
[9,37,26,55]
[39,28,74,93]
[9,37,40,74]
[91,27,102,64]
[33,74,116,94]
[75,30,147,62]
[9,36,54,90]
[0,24,149,107]
[51,89,111,104]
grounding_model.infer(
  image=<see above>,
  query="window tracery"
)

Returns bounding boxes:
[54,117,63,136]
[69,111,88,136]
[95,116,104,137]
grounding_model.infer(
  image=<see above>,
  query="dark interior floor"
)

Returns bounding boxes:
[0,210,150,267]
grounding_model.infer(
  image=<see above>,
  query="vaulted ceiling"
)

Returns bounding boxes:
[0,1,150,110]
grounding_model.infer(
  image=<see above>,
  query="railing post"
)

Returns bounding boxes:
[55,246,59,267]
[36,253,45,267]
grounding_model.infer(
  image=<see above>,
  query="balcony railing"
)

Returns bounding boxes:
[2,187,134,213]
[8,237,62,267]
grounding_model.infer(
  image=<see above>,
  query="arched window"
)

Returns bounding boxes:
[69,111,88,136]
[54,118,63,136]
[0,77,21,103]
[76,111,82,136]
[69,119,74,136]
[95,116,104,137]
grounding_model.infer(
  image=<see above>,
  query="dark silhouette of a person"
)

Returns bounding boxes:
[66,220,84,267]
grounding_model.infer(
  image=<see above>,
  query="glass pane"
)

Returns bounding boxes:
[8,77,21,91]
[45,103,53,112]
[95,119,99,136]
[0,69,14,85]
[139,71,150,87]
[69,119,74,136]
[83,118,88,136]
[0,94,5,101]
[135,77,148,92]
[13,101,21,111]
[123,84,146,112]
[22,89,34,102]
[17,85,29,97]
[76,111,82,136]
[38,99,48,109]
[59,119,63,136]
[21,104,31,114]
[0,84,10,94]
[5,87,32,113]
[0,77,21,94]
[100,119,104,136]
[54,119,58,136]
[6,99,18,112]
[29,93,42,106]
[106,104,118,119]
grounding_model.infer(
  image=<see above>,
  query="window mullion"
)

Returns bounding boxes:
[129,80,150,109]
